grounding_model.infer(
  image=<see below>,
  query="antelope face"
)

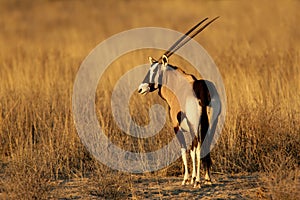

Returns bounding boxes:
[138,56,168,95]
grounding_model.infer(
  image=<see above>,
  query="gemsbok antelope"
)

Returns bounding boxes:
[138,17,221,188]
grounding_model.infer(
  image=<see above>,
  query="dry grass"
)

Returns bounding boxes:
[0,0,299,199]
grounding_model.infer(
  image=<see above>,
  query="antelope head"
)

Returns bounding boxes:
[138,55,168,95]
[137,17,219,95]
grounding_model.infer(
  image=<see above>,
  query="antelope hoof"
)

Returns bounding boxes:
[204,179,212,185]
[193,181,201,188]
[182,179,189,186]
[191,177,196,185]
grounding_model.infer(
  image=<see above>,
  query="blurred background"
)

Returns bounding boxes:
[0,0,299,199]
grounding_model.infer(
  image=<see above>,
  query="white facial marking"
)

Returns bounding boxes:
[149,63,160,83]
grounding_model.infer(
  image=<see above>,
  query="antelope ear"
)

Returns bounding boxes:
[162,55,168,66]
[149,57,156,64]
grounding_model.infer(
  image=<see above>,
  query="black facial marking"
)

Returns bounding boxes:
[148,83,156,92]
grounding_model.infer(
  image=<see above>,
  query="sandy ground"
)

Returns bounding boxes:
[46,173,267,199]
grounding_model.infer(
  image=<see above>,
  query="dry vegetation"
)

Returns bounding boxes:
[0,0,299,199]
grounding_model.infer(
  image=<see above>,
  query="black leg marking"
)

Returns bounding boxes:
[176,111,186,124]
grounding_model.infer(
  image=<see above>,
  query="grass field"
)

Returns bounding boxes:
[0,0,299,199]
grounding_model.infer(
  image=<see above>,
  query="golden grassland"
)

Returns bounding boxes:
[0,0,299,199]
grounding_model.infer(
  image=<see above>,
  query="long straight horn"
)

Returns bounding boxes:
[160,17,220,61]
[161,17,208,60]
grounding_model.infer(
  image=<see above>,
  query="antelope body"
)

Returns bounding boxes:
[137,17,221,188]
